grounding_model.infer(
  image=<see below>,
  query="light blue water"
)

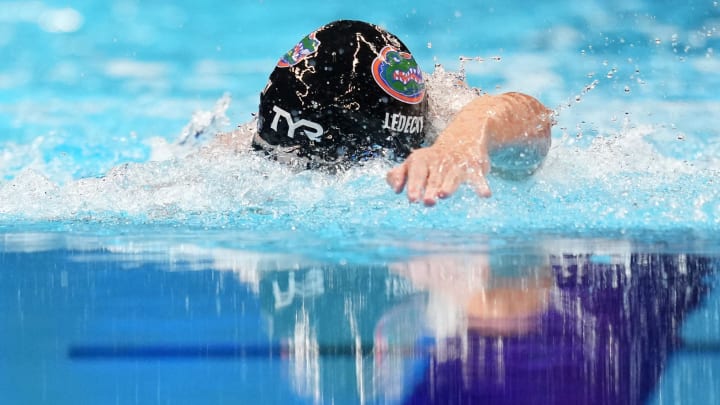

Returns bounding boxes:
[1,0,719,404]
[0,0,718,234]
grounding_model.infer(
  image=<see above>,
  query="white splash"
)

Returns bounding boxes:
[0,67,716,232]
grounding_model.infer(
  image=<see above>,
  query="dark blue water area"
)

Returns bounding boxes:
[0,249,295,404]
[1,231,719,404]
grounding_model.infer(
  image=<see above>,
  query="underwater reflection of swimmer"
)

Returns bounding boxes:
[257,264,421,403]
[388,253,714,405]
[64,244,716,404]
[389,254,552,337]
[254,253,555,403]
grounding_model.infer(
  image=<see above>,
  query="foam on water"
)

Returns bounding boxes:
[0,66,717,236]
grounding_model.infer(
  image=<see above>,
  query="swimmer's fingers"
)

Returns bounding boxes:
[386,163,409,194]
[405,156,430,203]
[422,159,445,206]
[431,160,489,202]
[437,165,463,199]
[467,166,492,198]
[393,149,491,204]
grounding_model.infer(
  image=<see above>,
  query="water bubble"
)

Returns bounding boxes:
[427,42,432,49]
[654,38,662,45]
[624,86,631,93]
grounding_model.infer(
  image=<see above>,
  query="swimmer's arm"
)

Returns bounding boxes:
[202,128,254,155]
[386,92,553,206]
[212,131,246,152]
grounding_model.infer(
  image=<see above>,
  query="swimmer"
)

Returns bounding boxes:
[248,20,553,206]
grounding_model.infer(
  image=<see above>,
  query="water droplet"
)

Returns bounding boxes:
[654,38,662,45]
[575,95,582,102]
[624,86,631,93]
[427,42,432,49]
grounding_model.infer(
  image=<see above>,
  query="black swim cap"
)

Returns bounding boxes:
[254,20,427,168]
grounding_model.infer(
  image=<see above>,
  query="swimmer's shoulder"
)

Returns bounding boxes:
[207,122,257,154]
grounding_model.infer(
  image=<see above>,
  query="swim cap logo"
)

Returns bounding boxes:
[269,105,324,142]
[277,32,321,68]
[371,46,425,104]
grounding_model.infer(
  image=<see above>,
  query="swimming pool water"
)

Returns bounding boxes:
[1,0,719,404]
[1,232,718,404]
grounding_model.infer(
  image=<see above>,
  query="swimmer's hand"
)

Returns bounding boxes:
[387,92,553,206]
[386,144,491,206]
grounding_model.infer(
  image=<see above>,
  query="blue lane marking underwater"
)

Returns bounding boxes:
[2,235,718,404]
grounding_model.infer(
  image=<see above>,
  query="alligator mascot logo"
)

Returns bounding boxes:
[371,45,425,104]
[277,31,321,68]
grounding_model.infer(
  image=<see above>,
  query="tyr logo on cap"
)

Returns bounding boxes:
[277,31,321,68]
[269,105,324,141]
[371,46,425,104]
